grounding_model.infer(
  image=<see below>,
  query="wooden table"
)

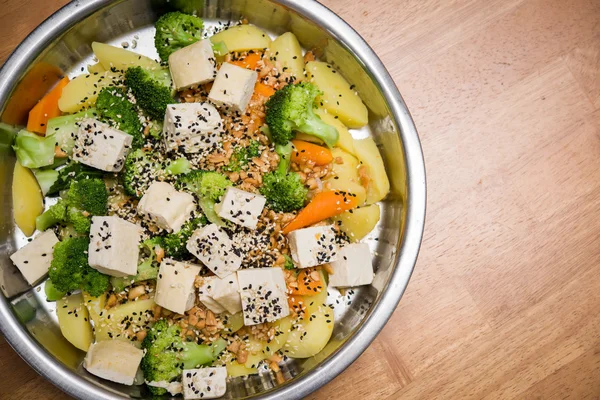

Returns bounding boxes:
[2,0,600,399]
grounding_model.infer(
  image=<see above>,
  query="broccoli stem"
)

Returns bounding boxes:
[297,109,339,148]
[44,279,66,301]
[165,158,191,175]
[199,197,226,227]
[181,338,227,369]
[275,142,293,175]
[35,201,66,232]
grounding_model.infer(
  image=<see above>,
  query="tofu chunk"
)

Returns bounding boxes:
[155,258,202,314]
[83,340,144,385]
[163,103,224,153]
[237,267,289,325]
[197,274,242,314]
[182,367,227,400]
[10,230,59,285]
[88,216,141,277]
[137,182,195,232]
[169,39,217,90]
[287,225,339,269]
[328,243,374,288]
[208,62,258,113]
[197,276,226,314]
[215,187,266,229]
[72,118,133,172]
[186,224,243,279]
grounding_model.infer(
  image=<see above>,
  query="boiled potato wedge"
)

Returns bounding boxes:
[226,360,257,377]
[94,298,156,345]
[87,62,106,74]
[58,71,121,113]
[82,291,106,326]
[283,285,333,358]
[268,32,304,80]
[92,42,159,71]
[244,317,291,369]
[306,61,368,128]
[91,42,171,88]
[333,204,381,242]
[57,293,93,351]
[316,109,355,155]
[222,312,244,334]
[12,161,43,236]
[294,109,355,155]
[353,137,390,204]
[324,148,366,206]
[210,25,271,52]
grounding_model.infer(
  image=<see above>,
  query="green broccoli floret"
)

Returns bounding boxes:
[96,87,144,149]
[47,162,105,196]
[35,201,67,232]
[122,149,190,198]
[162,216,207,259]
[36,178,108,233]
[141,319,227,395]
[224,140,261,172]
[260,142,308,212]
[124,66,174,120]
[165,157,192,175]
[110,237,163,292]
[176,171,232,226]
[265,82,339,147]
[283,254,295,270]
[49,237,110,297]
[154,12,204,61]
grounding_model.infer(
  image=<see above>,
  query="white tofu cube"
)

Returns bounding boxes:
[182,367,227,400]
[208,62,258,113]
[186,224,243,279]
[83,340,144,386]
[88,216,141,277]
[197,274,242,314]
[168,39,217,90]
[155,258,202,314]
[163,103,224,153]
[197,276,226,314]
[215,187,266,229]
[10,230,59,285]
[287,225,339,269]
[137,182,196,232]
[72,118,133,172]
[328,243,374,288]
[237,267,289,325]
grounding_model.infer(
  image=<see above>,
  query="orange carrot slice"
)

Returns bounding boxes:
[289,268,324,296]
[27,76,69,135]
[291,139,333,165]
[282,190,359,234]
[230,52,262,70]
[254,82,275,98]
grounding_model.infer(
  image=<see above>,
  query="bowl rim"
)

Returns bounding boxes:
[0,0,427,399]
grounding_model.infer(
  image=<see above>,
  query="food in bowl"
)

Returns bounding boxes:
[6,11,390,399]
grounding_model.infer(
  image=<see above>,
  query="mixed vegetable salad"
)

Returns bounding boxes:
[6,11,390,399]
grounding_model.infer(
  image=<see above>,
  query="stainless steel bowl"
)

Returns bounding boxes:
[0,0,426,398]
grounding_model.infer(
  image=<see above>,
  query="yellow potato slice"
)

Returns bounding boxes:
[12,161,43,236]
[306,61,368,128]
[210,25,272,52]
[58,71,122,113]
[244,316,291,369]
[333,204,381,242]
[353,137,390,204]
[324,148,367,206]
[57,292,93,351]
[268,32,304,80]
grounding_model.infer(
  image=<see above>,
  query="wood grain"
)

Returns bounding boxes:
[2,0,600,399]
